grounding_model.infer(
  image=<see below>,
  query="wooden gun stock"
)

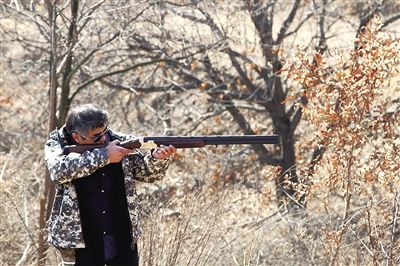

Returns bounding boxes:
[63,135,279,155]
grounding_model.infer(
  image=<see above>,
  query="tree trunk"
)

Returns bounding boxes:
[38,2,58,265]
[58,0,79,125]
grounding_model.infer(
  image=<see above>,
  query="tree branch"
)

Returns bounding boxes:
[70,58,172,101]
[99,78,197,93]
[275,0,301,45]
[284,12,314,39]
[226,48,259,93]
[382,12,400,28]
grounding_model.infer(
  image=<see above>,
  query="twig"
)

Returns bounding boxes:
[0,155,10,181]
[5,193,37,249]
[16,242,31,266]
[387,191,399,266]
[219,234,240,266]
[329,148,354,266]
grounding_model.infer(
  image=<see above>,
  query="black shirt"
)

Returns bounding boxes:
[72,149,132,262]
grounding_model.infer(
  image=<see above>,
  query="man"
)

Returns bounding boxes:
[44,104,176,265]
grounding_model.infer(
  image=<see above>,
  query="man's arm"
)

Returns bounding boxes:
[110,130,175,183]
[44,138,109,185]
[124,151,171,183]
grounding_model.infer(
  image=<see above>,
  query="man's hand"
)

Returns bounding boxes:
[106,140,132,163]
[152,145,177,159]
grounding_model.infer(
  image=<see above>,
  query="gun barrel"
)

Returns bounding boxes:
[204,135,279,145]
[144,135,279,148]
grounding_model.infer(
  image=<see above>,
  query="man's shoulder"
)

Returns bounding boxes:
[49,128,63,141]
[47,127,69,146]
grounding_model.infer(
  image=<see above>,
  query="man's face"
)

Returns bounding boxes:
[72,126,108,145]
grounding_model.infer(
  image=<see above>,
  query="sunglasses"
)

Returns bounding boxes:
[75,127,109,143]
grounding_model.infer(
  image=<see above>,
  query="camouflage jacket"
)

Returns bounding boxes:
[44,127,170,249]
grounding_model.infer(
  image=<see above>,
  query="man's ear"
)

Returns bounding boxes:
[71,132,80,143]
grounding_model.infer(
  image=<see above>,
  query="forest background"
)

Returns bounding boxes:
[0,0,399,265]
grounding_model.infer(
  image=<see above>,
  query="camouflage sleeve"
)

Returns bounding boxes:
[124,150,171,183]
[111,131,171,182]
[44,138,109,185]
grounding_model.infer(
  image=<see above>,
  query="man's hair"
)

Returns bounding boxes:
[65,104,108,135]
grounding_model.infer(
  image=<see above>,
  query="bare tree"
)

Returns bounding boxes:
[98,0,317,209]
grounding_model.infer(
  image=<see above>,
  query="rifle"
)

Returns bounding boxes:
[63,135,279,155]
